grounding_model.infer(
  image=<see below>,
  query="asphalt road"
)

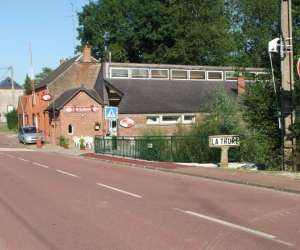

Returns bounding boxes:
[0,133,300,249]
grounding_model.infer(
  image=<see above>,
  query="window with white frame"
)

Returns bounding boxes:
[131,68,149,78]
[207,71,223,80]
[111,68,129,78]
[146,116,160,125]
[225,71,238,81]
[150,69,169,79]
[161,115,180,124]
[171,70,188,80]
[190,70,206,80]
[182,115,195,123]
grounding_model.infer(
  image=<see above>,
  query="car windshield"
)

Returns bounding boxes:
[23,127,37,134]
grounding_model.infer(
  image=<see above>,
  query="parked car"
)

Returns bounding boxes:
[18,126,43,144]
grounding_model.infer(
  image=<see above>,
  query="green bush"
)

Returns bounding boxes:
[58,136,69,148]
[5,109,17,130]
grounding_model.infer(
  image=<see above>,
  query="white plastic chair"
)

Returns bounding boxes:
[73,136,80,148]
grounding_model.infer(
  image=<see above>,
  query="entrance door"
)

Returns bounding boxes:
[109,120,117,136]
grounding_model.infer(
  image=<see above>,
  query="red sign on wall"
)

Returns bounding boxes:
[65,105,99,113]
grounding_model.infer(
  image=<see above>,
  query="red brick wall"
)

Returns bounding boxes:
[50,91,105,145]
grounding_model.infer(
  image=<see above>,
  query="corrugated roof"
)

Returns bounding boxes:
[0,77,22,89]
[107,79,237,114]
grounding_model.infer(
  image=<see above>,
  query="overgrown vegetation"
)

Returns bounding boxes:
[175,88,280,169]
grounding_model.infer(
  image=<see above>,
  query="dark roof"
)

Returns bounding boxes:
[35,56,79,90]
[45,86,103,111]
[0,77,22,89]
[94,65,123,105]
[106,79,237,114]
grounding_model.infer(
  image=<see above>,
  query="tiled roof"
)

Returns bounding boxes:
[0,77,22,89]
[35,56,79,90]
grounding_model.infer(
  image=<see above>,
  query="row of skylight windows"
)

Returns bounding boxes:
[110,67,268,81]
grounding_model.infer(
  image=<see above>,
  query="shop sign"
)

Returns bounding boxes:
[42,93,52,101]
[119,117,135,128]
[65,105,99,113]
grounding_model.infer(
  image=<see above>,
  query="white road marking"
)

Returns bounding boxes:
[17,157,30,162]
[96,183,142,199]
[56,169,80,178]
[33,162,49,169]
[0,148,33,152]
[6,154,15,158]
[174,208,294,247]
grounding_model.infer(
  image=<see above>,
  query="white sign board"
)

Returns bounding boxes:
[104,106,118,120]
[209,135,240,148]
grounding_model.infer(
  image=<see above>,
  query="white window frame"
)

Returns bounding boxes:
[207,71,223,81]
[171,69,188,80]
[182,114,196,124]
[110,67,130,79]
[160,115,180,124]
[150,69,169,80]
[130,68,150,79]
[225,71,238,81]
[189,70,206,81]
[146,116,160,125]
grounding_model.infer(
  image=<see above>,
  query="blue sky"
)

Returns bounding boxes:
[0,0,89,85]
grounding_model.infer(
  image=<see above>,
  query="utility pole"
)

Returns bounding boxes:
[281,0,296,171]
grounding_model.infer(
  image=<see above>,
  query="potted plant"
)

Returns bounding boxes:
[58,136,69,149]
[79,137,86,150]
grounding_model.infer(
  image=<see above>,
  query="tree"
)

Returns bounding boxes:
[226,0,280,68]
[77,0,235,65]
[23,74,32,95]
[35,67,52,86]
[5,109,17,130]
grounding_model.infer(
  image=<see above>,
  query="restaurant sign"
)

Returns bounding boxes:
[64,105,99,113]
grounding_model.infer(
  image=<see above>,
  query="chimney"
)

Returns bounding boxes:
[237,76,246,96]
[82,46,91,63]
[59,59,65,65]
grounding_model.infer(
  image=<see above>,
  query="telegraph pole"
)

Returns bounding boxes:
[281,0,296,170]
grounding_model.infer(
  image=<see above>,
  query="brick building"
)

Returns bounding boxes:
[17,47,266,145]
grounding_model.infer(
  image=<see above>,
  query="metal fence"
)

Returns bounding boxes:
[94,136,241,163]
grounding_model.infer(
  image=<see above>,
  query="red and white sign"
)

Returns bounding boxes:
[65,105,99,113]
[297,58,300,77]
[119,117,135,128]
[42,94,52,101]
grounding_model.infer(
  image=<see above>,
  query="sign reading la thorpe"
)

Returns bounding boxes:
[209,135,240,148]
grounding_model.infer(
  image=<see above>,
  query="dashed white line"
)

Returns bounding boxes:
[17,157,30,162]
[174,208,294,247]
[33,162,49,169]
[96,183,142,199]
[56,169,80,178]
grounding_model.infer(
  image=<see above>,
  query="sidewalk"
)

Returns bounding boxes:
[83,153,300,194]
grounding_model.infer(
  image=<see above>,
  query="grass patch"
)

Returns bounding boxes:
[0,126,17,133]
